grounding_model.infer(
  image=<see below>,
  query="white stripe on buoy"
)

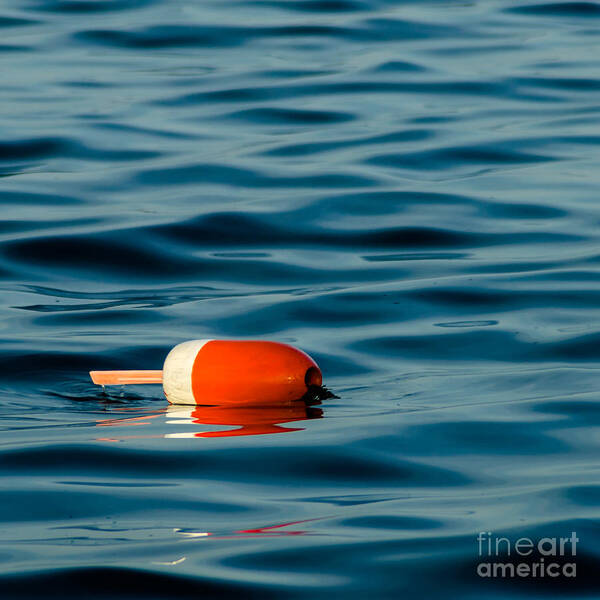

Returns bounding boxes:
[162,339,213,405]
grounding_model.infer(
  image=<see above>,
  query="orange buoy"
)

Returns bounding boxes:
[90,340,322,406]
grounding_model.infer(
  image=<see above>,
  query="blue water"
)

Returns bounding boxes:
[1,0,599,597]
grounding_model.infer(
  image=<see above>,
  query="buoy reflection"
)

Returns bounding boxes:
[164,402,323,438]
[94,401,323,440]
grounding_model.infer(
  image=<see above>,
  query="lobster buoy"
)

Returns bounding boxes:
[90,340,322,406]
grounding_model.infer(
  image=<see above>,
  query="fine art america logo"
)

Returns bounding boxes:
[477,531,578,578]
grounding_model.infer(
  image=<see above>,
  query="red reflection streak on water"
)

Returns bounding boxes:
[236,517,322,536]
[175,518,325,541]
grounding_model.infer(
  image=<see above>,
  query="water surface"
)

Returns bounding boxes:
[1,1,599,597]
